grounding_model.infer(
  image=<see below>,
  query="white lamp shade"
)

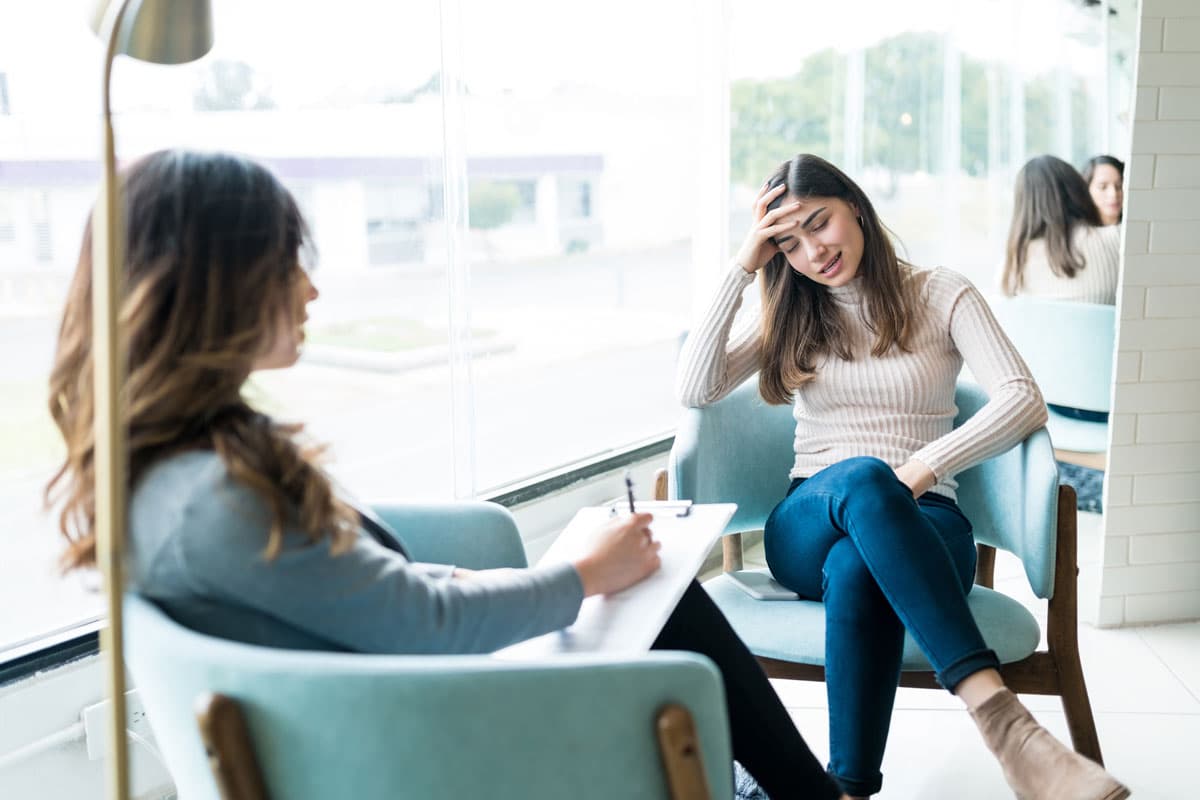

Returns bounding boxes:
[90,0,214,65]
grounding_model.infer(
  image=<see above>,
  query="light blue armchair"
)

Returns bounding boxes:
[125,502,734,800]
[657,379,1106,764]
[988,297,1115,454]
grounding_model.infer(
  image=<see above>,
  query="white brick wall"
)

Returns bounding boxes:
[1099,2,1200,627]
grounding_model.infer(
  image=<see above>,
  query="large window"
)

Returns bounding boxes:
[0,0,715,656]
[0,0,1136,660]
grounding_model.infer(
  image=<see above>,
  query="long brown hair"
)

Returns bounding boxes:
[46,150,358,570]
[1002,154,1103,296]
[757,154,918,405]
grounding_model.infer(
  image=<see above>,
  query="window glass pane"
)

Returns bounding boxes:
[0,0,454,654]
[458,0,712,490]
[1,4,103,653]
[212,2,456,501]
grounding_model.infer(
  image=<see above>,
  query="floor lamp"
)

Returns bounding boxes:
[88,1,212,797]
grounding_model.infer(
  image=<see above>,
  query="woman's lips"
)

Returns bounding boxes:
[820,252,843,277]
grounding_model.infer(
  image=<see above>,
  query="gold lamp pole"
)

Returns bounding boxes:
[88,2,212,797]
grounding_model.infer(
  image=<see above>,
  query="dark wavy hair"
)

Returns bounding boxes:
[756,154,918,405]
[46,150,358,569]
[1001,155,1104,296]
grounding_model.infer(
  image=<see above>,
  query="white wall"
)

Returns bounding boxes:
[1097,0,1200,626]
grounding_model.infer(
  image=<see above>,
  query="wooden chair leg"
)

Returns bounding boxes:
[195,693,270,800]
[655,704,712,800]
[722,534,744,573]
[975,544,996,588]
[1046,484,1104,765]
[1056,648,1104,765]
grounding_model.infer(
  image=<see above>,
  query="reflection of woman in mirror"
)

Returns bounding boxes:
[677,153,1129,800]
[1082,154,1125,226]
[1001,155,1120,304]
[46,150,851,800]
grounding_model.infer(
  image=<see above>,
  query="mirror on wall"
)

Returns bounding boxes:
[726,0,1139,517]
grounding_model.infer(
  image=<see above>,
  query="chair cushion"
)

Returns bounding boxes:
[704,568,1041,671]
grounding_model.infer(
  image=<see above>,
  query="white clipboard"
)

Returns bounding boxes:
[494,502,736,659]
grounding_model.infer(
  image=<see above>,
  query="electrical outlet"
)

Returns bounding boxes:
[80,689,154,761]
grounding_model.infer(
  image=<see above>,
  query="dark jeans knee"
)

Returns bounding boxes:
[822,539,890,618]
[833,456,902,490]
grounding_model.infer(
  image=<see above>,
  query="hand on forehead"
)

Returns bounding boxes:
[773,197,841,240]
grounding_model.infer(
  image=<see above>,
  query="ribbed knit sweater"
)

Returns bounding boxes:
[1011,224,1120,304]
[676,264,1048,500]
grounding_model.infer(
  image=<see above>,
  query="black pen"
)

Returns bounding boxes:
[625,470,636,514]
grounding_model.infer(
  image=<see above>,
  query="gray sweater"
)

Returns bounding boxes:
[128,450,584,654]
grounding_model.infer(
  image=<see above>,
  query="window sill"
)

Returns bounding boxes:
[0,619,101,688]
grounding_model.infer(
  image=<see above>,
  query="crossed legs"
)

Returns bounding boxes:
[764,457,996,796]
[764,456,1128,800]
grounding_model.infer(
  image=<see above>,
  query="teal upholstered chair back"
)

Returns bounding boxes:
[988,297,1115,453]
[126,502,734,800]
[668,379,795,538]
[668,379,1059,600]
[987,297,1115,413]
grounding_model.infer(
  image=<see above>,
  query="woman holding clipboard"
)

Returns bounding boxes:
[46,150,847,799]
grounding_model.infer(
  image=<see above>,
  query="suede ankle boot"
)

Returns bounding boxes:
[969,689,1130,800]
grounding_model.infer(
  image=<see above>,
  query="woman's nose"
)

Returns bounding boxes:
[299,270,319,302]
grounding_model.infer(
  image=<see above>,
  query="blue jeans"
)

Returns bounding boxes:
[763,457,1000,797]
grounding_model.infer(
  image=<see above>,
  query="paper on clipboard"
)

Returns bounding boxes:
[493,502,736,660]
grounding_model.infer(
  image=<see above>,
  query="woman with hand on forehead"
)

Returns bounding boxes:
[677,153,1129,800]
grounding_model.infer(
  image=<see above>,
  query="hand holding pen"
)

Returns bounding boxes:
[574,511,659,596]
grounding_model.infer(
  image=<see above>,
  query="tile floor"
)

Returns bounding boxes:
[731,512,1200,799]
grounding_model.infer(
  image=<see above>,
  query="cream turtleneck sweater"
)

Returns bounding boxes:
[676,264,1047,500]
[1012,224,1120,304]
